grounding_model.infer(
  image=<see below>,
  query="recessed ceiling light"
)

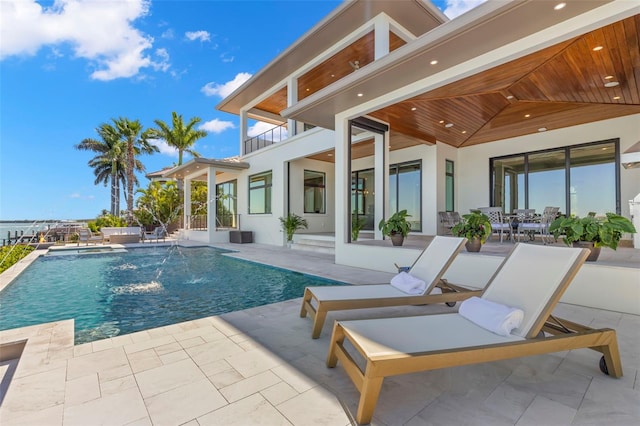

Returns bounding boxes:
[439,120,444,124]
[430,60,438,65]
[306,88,310,91]
[538,127,547,132]
[554,3,566,11]
[506,95,514,100]
[445,123,453,128]
[613,96,621,100]
[604,75,614,80]
[525,114,531,118]
[461,130,467,134]
[411,107,417,111]
[604,81,619,88]
[331,74,335,77]
[357,93,363,97]
[593,46,603,51]
[327,153,333,157]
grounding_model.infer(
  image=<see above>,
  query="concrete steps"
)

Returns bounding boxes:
[291,237,335,255]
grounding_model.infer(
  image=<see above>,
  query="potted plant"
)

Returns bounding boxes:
[378,209,411,246]
[279,213,308,245]
[549,212,636,261]
[351,214,366,241]
[450,211,492,252]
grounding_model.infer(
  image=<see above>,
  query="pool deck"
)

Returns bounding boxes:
[0,240,638,425]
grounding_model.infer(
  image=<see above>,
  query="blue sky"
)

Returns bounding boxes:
[0,0,483,220]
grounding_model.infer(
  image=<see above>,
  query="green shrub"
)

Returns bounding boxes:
[0,245,35,274]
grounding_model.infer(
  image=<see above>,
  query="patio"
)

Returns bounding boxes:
[0,240,638,425]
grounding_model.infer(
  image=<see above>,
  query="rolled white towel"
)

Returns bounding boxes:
[458,296,524,336]
[390,272,427,295]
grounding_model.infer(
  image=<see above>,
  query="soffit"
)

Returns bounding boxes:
[283,1,640,148]
[217,0,445,115]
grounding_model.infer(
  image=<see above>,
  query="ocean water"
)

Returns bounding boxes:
[0,221,85,241]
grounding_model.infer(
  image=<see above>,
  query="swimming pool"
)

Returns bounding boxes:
[0,246,345,344]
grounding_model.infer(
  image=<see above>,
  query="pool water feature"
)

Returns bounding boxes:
[0,246,345,344]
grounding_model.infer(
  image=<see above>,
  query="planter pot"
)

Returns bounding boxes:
[572,241,601,261]
[465,238,482,252]
[390,233,404,246]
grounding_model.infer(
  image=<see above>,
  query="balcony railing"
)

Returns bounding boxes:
[243,124,288,155]
[186,214,239,230]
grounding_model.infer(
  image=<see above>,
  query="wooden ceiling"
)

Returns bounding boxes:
[257,15,640,161]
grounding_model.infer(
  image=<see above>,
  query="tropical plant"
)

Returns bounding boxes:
[549,213,636,250]
[191,181,209,216]
[75,122,126,216]
[451,211,492,243]
[279,213,308,242]
[149,112,207,166]
[0,245,35,274]
[351,214,366,241]
[90,213,127,231]
[378,209,411,238]
[114,117,158,224]
[134,181,181,228]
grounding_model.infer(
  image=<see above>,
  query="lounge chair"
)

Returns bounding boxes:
[143,227,166,243]
[77,228,103,246]
[326,243,622,424]
[300,236,481,338]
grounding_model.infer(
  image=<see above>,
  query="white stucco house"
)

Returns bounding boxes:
[162,0,639,312]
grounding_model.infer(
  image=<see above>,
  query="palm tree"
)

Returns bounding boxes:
[75,123,126,216]
[114,117,158,224]
[149,112,207,165]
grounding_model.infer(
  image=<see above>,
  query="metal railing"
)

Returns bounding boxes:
[243,124,288,155]
[186,214,239,230]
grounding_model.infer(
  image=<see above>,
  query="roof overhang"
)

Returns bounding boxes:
[216,0,446,115]
[281,0,634,129]
[163,158,250,180]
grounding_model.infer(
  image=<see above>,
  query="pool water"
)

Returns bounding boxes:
[0,246,345,344]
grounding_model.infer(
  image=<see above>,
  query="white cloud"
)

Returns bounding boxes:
[185,30,210,42]
[0,0,164,81]
[69,193,81,199]
[443,0,487,19]
[151,139,178,157]
[220,53,234,63]
[152,48,170,72]
[199,119,234,134]
[201,72,252,97]
[161,28,175,39]
[248,121,288,141]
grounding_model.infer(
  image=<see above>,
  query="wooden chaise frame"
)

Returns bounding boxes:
[300,236,482,338]
[326,244,622,424]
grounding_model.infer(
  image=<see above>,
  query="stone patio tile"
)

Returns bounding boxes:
[128,330,152,343]
[0,402,63,426]
[200,329,231,343]
[172,325,220,342]
[73,343,93,357]
[260,381,299,405]
[127,348,163,373]
[145,378,227,425]
[209,368,246,389]
[178,336,206,349]
[571,377,640,425]
[185,338,244,366]
[65,373,100,407]
[219,370,282,402]
[271,364,317,393]
[91,338,114,352]
[0,366,66,419]
[124,416,152,426]
[482,381,536,422]
[146,327,168,339]
[98,363,133,382]
[66,346,129,381]
[123,334,176,354]
[152,341,182,356]
[277,385,351,426]
[515,395,576,426]
[135,358,206,399]
[199,359,234,377]
[100,374,138,396]
[159,348,190,365]
[63,386,147,426]
[110,334,135,347]
[226,347,284,378]
[208,316,243,337]
[197,393,292,426]
[12,354,68,380]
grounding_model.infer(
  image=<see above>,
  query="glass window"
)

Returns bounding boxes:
[248,171,272,214]
[445,160,454,212]
[390,161,422,231]
[490,139,619,216]
[351,169,375,230]
[216,180,237,228]
[304,170,325,214]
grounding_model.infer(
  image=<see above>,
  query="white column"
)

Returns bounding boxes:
[374,15,390,60]
[334,119,349,244]
[287,77,298,136]
[183,178,191,229]
[207,167,217,242]
[374,132,389,240]
[240,109,248,154]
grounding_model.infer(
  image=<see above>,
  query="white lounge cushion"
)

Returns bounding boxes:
[390,272,427,295]
[458,296,523,336]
